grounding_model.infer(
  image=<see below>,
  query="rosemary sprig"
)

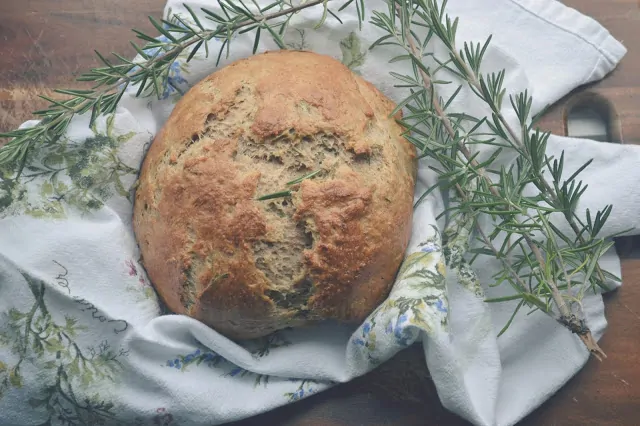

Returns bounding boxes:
[0,0,349,168]
[257,190,293,201]
[256,169,321,200]
[371,0,616,359]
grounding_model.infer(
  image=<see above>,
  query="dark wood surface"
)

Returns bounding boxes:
[1,1,638,425]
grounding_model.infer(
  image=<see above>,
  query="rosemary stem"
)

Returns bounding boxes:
[404,32,501,199]
[455,183,529,294]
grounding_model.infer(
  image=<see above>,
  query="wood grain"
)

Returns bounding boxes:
[0,1,638,425]
[524,2,640,424]
[536,0,640,144]
[0,0,164,132]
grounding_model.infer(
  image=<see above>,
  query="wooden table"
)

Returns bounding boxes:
[1,1,638,425]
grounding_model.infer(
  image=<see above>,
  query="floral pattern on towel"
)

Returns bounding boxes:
[0,266,128,425]
[0,119,138,220]
[351,226,448,365]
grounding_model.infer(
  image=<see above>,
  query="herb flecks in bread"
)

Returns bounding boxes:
[133,50,416,339]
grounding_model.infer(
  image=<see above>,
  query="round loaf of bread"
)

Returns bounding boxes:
[133,50,416,340]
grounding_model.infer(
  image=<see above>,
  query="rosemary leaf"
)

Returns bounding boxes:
[256,191,292,201]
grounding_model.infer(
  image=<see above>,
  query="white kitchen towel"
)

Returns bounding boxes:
[0,1,636,425]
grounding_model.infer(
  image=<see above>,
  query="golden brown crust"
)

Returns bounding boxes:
[133,50,417,339]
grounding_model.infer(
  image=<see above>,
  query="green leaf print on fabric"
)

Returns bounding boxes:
[0,167,24,213]
[443,201,485,299]
[226,365,271,388]
[0,269,126,425]
[352,228,449,365]
[245,331,291,358]
[285,29,310,51]
[340,32,367,71]
[0,116,138,220]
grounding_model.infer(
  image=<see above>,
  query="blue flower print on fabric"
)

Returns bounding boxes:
[139,36,190,100]
[435,298,448,313]
[285,379,321,402]
[161,61,188,100]
[389,313,414,346]
[126,21,194,100]
[165,348,334,397]
[420,241,439,253]
[228,366,244,377]
[165,347,273,387]
[352,320,374,347]
[351,318,378,353]
[350,228,449,365]
[167,358,182,369]
[165,348,222,371]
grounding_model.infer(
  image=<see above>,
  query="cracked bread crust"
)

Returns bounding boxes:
[133,50,417,340]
